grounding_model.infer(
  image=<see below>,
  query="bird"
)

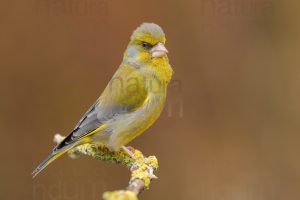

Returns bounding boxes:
[32,23,173,177]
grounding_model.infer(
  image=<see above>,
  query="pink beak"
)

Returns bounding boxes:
[150,43,168,58]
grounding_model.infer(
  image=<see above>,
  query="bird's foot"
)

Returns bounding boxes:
[122,146,135,158]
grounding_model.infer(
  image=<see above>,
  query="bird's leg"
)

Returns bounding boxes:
[122,146,135,158]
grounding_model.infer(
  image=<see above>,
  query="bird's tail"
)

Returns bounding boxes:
[32,147,70,178]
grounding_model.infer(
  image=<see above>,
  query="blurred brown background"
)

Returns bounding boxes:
[1,0,300,199]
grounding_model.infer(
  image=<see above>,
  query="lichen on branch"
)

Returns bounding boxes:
[54,134,159,200]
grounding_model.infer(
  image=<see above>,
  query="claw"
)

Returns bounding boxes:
[147,166,158,179]
[149,173,158,179]
[122,146,135,158]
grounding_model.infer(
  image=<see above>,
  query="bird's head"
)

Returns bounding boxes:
[124,23,168,66]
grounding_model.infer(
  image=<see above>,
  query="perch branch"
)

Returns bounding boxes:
[53,134,159,200]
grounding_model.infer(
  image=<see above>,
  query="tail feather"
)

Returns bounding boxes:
[32,149,68,178]
[32,136,87,178]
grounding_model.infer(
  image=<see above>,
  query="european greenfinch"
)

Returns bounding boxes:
[33,23,173,177]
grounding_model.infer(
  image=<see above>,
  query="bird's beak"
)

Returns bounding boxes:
[151,43,168,58]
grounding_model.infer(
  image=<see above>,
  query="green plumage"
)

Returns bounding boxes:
[33,23,173,177]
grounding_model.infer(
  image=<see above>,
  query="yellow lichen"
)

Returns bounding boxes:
[54,134,158,200]
[103,190,138,200]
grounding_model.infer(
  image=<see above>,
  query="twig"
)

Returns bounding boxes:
[54,134,159,200]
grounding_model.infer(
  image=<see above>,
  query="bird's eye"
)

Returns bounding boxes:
[141,42,152,49]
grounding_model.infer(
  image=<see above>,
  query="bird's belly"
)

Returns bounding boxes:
[105,93,166,150]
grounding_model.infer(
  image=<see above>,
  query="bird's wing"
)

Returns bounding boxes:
[53,64,148,151]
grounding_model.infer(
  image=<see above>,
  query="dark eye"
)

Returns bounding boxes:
[141,42,152,49]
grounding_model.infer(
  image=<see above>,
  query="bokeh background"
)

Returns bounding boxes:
[1,0,300,199]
